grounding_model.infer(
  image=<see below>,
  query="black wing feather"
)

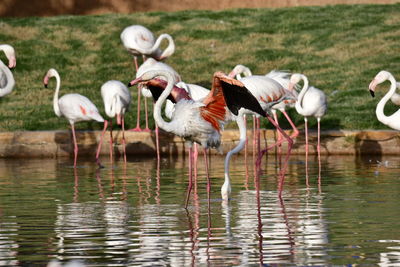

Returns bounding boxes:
[220,80,266,117]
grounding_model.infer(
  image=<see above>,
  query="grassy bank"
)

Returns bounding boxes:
[1,4,400,131]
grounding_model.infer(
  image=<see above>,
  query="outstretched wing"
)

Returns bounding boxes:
[212,71,266,117]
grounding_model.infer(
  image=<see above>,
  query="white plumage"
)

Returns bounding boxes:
[0,44,16,97]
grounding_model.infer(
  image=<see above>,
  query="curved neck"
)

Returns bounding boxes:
[153,71,175,131]
[295,74,309,113]
[376,74,397,123]
[152,34,175,59]
[52,72,62,117]
[0,60,14,97]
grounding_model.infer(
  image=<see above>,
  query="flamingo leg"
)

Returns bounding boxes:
[281,110,299,139]
[71,124,78,168]
[185,146,193,209]
[256,117,261,154]
[256,114,293,196]
[317,117,322,189]
[122,115,127,164]
[203,148,211,198]
[305,117,309,187]
[95,120,109,168]
[109,120,114,164]
[143,97,151,132]
[193,144,199,179]
[273,111,283,147]
[252,115,256,160]
[130,85,143,132]
[155,125,160,163]
[133,56,139,71]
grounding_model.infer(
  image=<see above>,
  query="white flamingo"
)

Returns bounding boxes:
[389,83,400,105]
[129,70,266,207]
[369,70,400,130]
[95,80,131,166]
[288,73,327,183]
[0,44,16,97]
[43,68,104,167]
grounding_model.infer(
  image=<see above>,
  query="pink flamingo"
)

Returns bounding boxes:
[0,44,16,97]
[95,80,131,167]
[121,25,175,132]
[288,73,327,184]
[129,70,266,207]
[43,68,104,168]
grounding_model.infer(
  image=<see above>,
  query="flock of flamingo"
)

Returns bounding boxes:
[0,24,399,204]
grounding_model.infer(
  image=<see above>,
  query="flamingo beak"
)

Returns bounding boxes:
[288,82,294,92]
[128,77,142,87]
[369,79,376,98]
[8,56,16,69]
[228,71,236,78]
[43,76,49,88]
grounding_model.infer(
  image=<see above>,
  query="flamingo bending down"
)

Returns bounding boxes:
[129,70,266,207]
[222,75,296,200]
[95,80,131,166]
[0,44,16,97]
[43,68,104,167]
[120,25,175,71]
[369,70,400,130]
[288,73,327,183]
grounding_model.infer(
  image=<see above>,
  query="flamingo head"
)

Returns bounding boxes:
[43,68,58,88]
[288,73,302,91]
[0,44,16,69]
[369,70,392,98]
[228,64,252,79]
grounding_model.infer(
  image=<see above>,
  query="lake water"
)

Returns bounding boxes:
[0,152,399,266]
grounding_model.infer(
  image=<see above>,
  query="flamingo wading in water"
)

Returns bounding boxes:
[95,80,131,166]
[369,70,400,131]
[288,73,327,184]
[43,68,104,167]
[0,44,16,97]
[129,70,266,207]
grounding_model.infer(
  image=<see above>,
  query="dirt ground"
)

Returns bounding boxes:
[0,0,397,17]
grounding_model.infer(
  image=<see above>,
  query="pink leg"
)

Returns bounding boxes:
[133,56,139,71]
[317,117,322,189]
[185,146,193,208]
[281,110,299,139]
[203,148,211,198]
[129,86,143,132]
[305,118,309,187]
[71,124,78,168]
[256,117,261,154]
[143,97,151,132]
[95,120,109,167]
[273,111,283,146]
[193,144,199,179]
[155,125,160,163]
[109,120,114,164]
[256,115,293,196]
[122,115,127,164]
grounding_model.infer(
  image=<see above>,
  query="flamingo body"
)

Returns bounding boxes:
[0,44,16,97]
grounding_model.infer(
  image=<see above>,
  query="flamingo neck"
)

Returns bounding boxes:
[153,71,176,132]
[0,60,14,97]
[376,74,397,124]
[295,74,309,114]
[222,113,247,200]
[152,34,175,60]
[52,72,62,117]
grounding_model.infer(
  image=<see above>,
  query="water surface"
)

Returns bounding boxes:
[0,153,399,266]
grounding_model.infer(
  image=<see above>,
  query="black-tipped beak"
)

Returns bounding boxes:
[369,89,375,97]
[44,84,48,88]
[127,82,132,87]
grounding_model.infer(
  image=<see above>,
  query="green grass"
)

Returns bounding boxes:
[1,4,400,131]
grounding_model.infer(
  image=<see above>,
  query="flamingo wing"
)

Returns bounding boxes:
[210,72,266,117]
[145,78,191,103]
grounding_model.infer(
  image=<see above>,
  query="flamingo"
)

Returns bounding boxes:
[43,68,104,167]
[389,83,400,105]
[0,44,16,97]
[222,74,296,200]
[129,70,266,207]
[95,80,131,166]
[288,73,327,184]
[369,70,400,130]
[229,64,299,145]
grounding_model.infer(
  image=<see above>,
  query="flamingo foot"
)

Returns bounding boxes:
[128,127,143,132]
[142,127,151,132]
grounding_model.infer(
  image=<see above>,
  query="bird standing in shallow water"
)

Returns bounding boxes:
[288,73,327,184]
[43,68,104,168]
[95,80,131,166]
